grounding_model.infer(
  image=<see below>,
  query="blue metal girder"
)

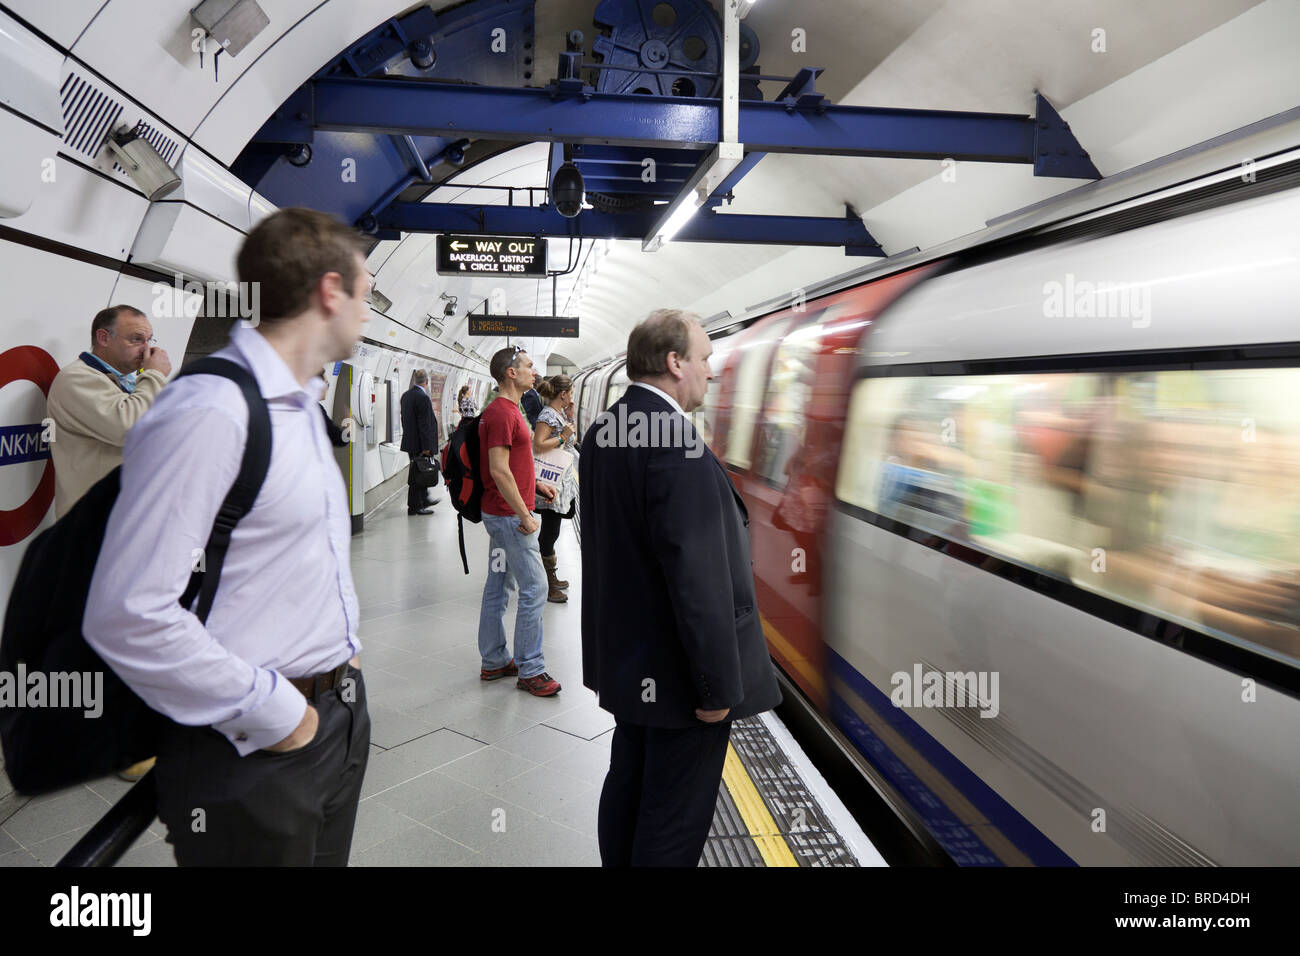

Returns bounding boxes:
[582,178,686,195]
[374,202,885,254]
[572,145,705,167]
[714,150,765,196]
[301,76,1099,176]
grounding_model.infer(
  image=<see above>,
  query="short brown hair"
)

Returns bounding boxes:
[490,346,525,384]
[236,207,367,323]
[90,305,144,345]
[626,309,700,379]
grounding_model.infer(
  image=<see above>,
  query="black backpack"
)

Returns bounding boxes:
[440,414,483,574]
[0,357,271,795]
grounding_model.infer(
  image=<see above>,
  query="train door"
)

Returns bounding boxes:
[743,313,830,704]
[720,315,795,481]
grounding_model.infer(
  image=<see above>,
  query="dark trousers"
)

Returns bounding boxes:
[154,666,371,866]
[539,508,562,557]
[597,718,732,867]
[407,461,430,511]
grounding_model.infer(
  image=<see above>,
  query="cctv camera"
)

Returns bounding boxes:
[105,125,181,201]
[551,162,585,219]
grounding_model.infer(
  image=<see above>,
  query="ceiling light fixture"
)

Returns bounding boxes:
[643,142,743,252]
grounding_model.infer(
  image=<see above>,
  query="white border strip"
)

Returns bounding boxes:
[758,709,888,867]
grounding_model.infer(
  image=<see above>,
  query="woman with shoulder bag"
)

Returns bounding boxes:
[533,375,577,603]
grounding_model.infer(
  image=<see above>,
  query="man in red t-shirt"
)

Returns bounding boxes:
[476,345,561,696]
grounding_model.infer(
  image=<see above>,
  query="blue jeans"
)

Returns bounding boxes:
[478,512,548,678]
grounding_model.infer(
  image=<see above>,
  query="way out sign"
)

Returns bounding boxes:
[436,234,546,277]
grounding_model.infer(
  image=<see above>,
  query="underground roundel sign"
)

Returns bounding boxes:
[0,345,59,546]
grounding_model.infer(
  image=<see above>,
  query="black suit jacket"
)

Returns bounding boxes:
[579,385,781,728]
[521,388,542,428]
[400,385,437,456]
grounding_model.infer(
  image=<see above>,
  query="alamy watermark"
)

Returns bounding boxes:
[591,405,705,459]
[891,663,999,719]
[50,886,150,935]
[151,274,260,326]
[0,665,103,718]
[1043,273,1150,328]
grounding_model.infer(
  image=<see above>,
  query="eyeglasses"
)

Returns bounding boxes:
[109,330,157,347]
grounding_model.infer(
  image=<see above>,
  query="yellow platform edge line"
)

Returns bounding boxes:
[721,743,800,868]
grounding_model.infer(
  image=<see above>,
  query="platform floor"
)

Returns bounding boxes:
[0,486,875,867]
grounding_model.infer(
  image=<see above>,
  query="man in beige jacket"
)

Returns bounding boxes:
[47,305,172,518]
[47,304,171,781]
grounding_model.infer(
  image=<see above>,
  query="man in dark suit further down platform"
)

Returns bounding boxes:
[400,369,440,515]
[579,309,782,867]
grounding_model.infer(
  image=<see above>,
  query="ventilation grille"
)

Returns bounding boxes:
[58,71,180,173]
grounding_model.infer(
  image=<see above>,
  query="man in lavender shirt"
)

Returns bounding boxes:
[84,208,372,865]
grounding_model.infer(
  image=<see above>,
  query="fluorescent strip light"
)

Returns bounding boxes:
[643,142,744,252]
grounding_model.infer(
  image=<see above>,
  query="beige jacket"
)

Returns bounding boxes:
[46,356,167,517]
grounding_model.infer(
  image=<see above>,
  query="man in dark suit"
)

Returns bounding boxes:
[400,369,440,515]
[521,385,542,428]
[579,309,781,867]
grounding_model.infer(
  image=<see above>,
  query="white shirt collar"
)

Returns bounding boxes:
[630,381,685,416]
[229,321,312,404]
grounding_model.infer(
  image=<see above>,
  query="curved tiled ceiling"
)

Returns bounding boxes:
[18,0,1288,369]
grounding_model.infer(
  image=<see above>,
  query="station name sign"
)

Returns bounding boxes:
[467,315,579,338]
[436,234,546,277]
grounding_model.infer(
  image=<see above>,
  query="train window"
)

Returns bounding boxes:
[606,365,630,409]
[725,319,793,470]
[838,367,1300,666]
[580,375,597,433]
[752,317,832,489]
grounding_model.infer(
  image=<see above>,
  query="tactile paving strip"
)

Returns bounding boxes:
[702,715,859,867]
[700,779,766,867]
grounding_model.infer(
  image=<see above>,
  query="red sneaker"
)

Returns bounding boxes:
[516,672,561,697]
[480,659,519,681]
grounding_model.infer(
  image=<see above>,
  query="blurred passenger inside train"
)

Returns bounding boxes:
[84,207,373,865]
[533,374,578,603]
[458,383,477,420]
[580,309,781,866]
[855,367,1300,661]
[46,305,172,519]
[771,418,839,597]
[478,346,561,696]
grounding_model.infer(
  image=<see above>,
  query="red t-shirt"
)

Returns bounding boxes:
[479,397,535,517]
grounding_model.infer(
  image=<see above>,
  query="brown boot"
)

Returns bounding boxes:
[542,553,569,588]
[542,553,568,602]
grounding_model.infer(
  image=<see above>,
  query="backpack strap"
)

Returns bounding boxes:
[457,514,469,575]
[174,357,273,623]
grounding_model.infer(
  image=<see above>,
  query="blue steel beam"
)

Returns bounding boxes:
[303,76,1099,176]
[581,178,685,195]
[373,202,885,254]
[714,149,765,196]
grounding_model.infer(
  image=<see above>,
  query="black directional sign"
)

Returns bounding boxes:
[467,315,579,338]
[436,234,547,277]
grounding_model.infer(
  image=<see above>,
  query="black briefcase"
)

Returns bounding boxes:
[410,454,440,489]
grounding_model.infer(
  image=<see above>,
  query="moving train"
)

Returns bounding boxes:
[572,134,1300,866]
